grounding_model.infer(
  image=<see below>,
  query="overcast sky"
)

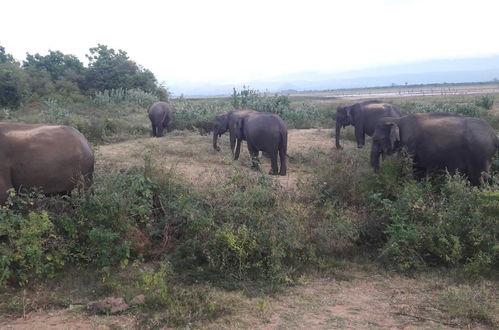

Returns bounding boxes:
[2,0,499,87]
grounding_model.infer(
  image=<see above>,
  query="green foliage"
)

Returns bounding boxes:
[0,208,68,287]
[474,95,494,110]
[170,98,231,133]
[402,102,481,117]
[366,170,499,274]
[230,86,328,128]
[92,88,160,108]
[173,171,317,283]
[0,61,24,109]
[0,43,166,106]
[83,44,158,94]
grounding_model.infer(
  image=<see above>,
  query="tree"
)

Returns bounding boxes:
[0,46,24,109]
[23,50,85,82]
[83,44,158,93]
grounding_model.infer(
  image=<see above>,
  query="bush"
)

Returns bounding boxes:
[230,86,329,128]
[474,95,494,110]
[402,102,481,117]
[366,170,499,274]
[170,99,231,133]
[0,208,68,287]
[92,88,159,108]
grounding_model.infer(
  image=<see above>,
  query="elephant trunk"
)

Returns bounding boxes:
[370,144,381,172]
[213,131,220,151]
[335,121,342,149]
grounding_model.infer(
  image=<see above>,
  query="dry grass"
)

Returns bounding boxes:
[94,128,355,191]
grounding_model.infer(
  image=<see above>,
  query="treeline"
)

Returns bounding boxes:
[0,44,169,108]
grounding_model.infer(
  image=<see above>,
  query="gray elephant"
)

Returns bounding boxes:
[233,112,288,175]
[212,109,257,155]
[370,113,499,185]
[335,100,401,149]
[148,101,173,137]
[0,123,95,205]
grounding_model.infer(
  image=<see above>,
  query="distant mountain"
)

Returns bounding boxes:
[168,55,499,97]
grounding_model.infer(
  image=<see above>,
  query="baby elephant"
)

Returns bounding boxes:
[148,102,173,137]
[0,123,95,205]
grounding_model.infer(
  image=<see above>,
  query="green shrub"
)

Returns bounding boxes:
[92,88,159,108]
[366,171,499,274]
[402,102,481,117]
[170,99,231,133]
[0,208,68,287]
[474,95,494,110]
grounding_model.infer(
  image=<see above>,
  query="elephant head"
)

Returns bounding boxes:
[335,105,354,149]
[370,118,400,171]
[212,113,229,151]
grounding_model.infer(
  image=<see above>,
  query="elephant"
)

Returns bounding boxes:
[148,101,173,137]
[0,123,95,205]
[335,100,401,149]
[233,112,288,175]
[212,109,257,155]
[370,112,499,185]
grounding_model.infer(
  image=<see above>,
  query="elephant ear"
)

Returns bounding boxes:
[389,123,400,149]
[346,107,353,123]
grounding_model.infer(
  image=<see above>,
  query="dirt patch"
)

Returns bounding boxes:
[0,308,137,329]
[95,129,342,190]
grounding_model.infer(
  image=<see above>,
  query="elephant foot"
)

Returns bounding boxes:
[279,171,286,176]
[268,169,279,175]
[357,145,364,149]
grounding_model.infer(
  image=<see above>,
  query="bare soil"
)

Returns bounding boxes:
[93,128,344,190]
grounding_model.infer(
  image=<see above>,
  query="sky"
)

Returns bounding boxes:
[2,0,499,91]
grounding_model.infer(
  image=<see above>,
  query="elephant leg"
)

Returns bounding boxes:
[469,161,490,186]
[355,126,365,148]
[166,120,173,133]
[151,124,157,137]
[413,166,427,181]
[247,144,260,170]
[278,146,287,176]
[268,152,279,175]
[157,126,164,137]
[0,174,13,206]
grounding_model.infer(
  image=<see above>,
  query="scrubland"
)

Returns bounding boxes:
[0,88,498,329]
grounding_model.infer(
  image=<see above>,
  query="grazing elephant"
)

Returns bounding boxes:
[335,100,401,149]
[212,109,257,155]
[148,102,173,137]
[233,112,288,175]
[0,123,95,205]
[370,113,499,185]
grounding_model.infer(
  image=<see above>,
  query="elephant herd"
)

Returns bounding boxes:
[335,100,499,186]
[0,99,498,205]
